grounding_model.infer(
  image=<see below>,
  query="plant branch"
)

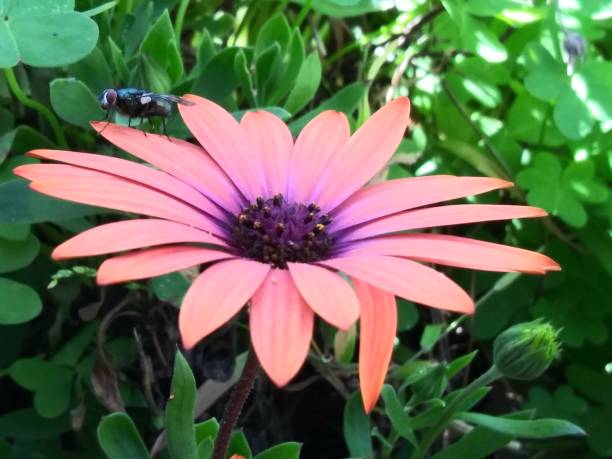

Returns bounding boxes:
[212,349,260,459]
[4,67,68,149]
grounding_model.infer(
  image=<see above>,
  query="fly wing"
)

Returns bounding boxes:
[154,94,195,106]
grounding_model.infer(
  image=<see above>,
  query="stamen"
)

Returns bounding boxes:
[304,212,314,223]
[256,197,265,209]
[276,222,285,236]
[314,223,325,234]
[273,193,283,206]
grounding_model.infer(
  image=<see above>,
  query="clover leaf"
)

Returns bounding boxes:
[516,152,608,227]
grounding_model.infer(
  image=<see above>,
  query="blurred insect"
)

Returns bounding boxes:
[97,88,194,138]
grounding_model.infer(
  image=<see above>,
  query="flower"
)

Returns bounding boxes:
[13,95,559,412]
[493,319,561,380]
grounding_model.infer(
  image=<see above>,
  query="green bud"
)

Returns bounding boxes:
[411,363,448,401]
[493,319,561,381]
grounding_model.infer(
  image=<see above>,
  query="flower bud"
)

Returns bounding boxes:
[411,363,448,401]
[493,320,560,381]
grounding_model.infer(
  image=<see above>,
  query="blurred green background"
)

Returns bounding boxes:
[0,0,610,458]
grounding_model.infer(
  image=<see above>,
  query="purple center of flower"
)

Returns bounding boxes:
[231,193,333,268]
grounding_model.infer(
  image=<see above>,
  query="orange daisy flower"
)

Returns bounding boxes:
[13,96,559,411]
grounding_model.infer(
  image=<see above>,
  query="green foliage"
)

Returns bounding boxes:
[0,0,609,458]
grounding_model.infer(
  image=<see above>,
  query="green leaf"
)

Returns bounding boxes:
[227,430,252,458]
[0,179,103,224]
[233,107,292,121]
[0,233,40,273]
[152,272,190,307]
[577,62,612,123]
[108,36,129,84]
[192,47,239,104]
[554,86,594,139]
[69,47,113,95]
[397,299,418,331]
[0,277,41,324]
[269,29,305,104]
[166,351,197,459]
[97,413,150,459]
[255,43,282,104]
[234,50,256,107]
[50,78,105,128]
[52,321,99,367]
[0,408,70,439]
[430,410,535,459]
[420,323,445,351]
[456,411,586,438]
[5,0,74,16]
[0,20,19,68]
[284,52,321,114]
[290,0,393,17]
[196,438,214,459]
[289,82,366,134]
[380,385,417,444]
[523,42,566,101]
[83,1,117,17]
[446,351,478,379]
[343,392,373,457]
[334,323,356,364]
[254,442,301,459]
[141,10,183,83]
[5,12,98,67]
[194,418,219,443]
[255,15,291,58]
[0,223,29,241]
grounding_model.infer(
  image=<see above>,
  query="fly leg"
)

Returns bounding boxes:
[98,110,111,135]
[140,117,147,137]
[161,117,172,142]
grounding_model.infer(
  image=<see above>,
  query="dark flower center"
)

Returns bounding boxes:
[231,193,333,268]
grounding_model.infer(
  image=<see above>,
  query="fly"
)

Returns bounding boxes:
[97,87,194,138]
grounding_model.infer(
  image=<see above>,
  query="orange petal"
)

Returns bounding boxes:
[288,262,359,330]
[241,110,293,196]
[178,95,267,201]
[353,279,397,413]
[250,269,314,386]
[16,164,215,232]
[91,122,244,213]
[288,110,350,203]
[345,204,547,240]
[347,234,560,273]
[52,219,228,260]
[321,255,474,314]
[332,176,513,231]
[314,98,411,211]
[179,259,270,348]
[97,246,232,285]
[27,149,224,221]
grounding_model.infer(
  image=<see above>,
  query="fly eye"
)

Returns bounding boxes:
[99,90,116,109]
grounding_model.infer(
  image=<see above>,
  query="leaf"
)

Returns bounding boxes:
[523,42,566,101]
[456,411,586,438]
[83,1,117,17]
[289,82,366,134]
[194,418,219,443]
[166,351,198,459]
[420,323,445,351]
[234,50,256,107]
[227,430,252,458]
[284,52,321,114]
[397,299,418,331]
[0,277,42,324]
[97,413,151,459]
[233,107,292,121]
[254,442,301,459]
[255,15,291,58]
[152,272,190,307]
[0,223,29,241]
[6,12,98,67]
[380,385,417,444]
[0,179,103,224]
[52,321,99,367]
[196,438,214,459]
[0,408,71,439]
[554,86,594,140]
[446,351,478,379]
[141,10,183,83]
[269,29,305,104]
[192,47,239,104]
[0,233,40,273]
[289,0,394,17]
[0,21,19,68]
[334,323,356,364]
[50,78,105,128]
[255,43,282,104]
[69,47,113,95]
[430,410,535,459]
[343,392,373,457]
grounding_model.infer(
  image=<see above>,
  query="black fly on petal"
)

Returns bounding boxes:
[97,87,194,138]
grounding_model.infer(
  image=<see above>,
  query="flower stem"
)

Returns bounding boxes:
[4,67,68,149]
[410,365,502,459]
[212,349,260,459]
